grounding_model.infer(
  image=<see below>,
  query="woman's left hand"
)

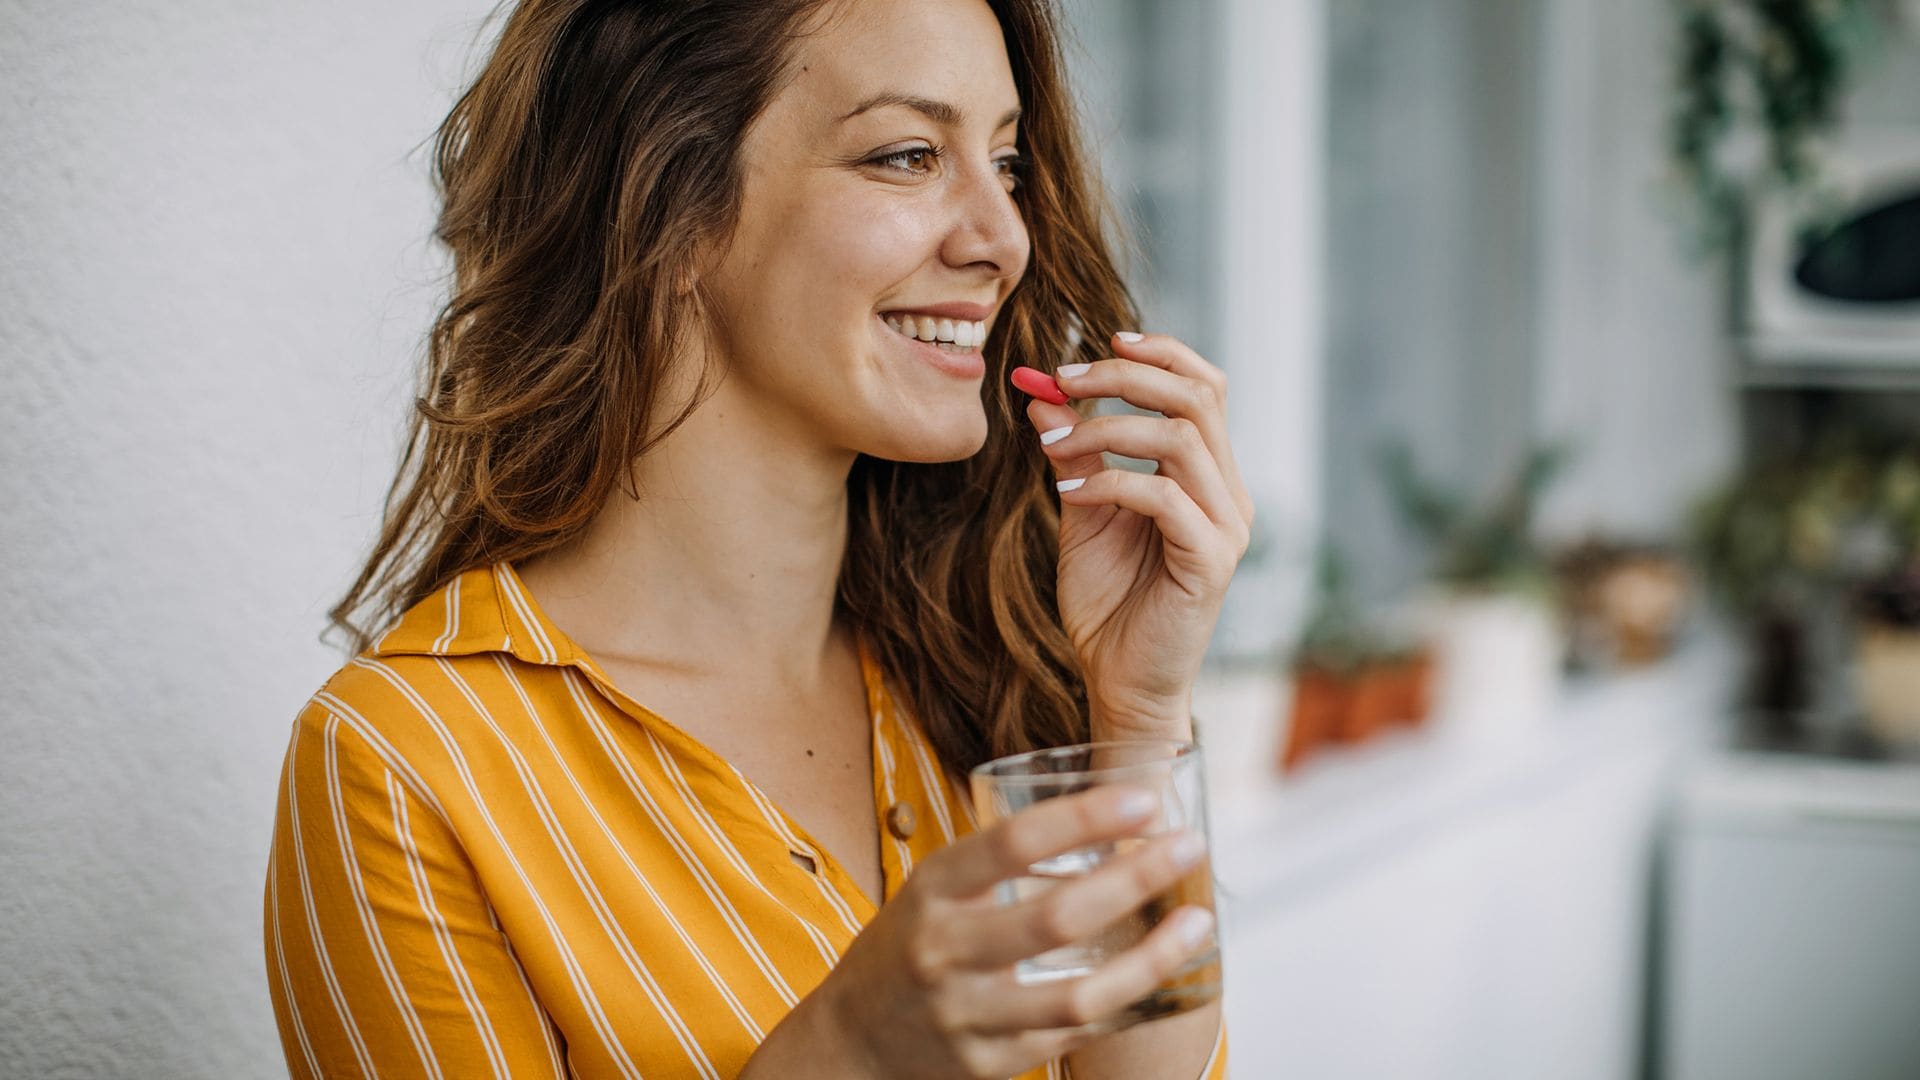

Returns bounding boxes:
[1022,331,1255,743]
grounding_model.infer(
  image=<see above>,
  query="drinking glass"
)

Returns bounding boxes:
[969,739,1221,1030]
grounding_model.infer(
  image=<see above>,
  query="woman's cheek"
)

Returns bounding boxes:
[817,197,948,288]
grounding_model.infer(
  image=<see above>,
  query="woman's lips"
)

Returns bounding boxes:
[878,314,986,379]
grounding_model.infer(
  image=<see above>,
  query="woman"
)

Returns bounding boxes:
[264,0,1251,1076]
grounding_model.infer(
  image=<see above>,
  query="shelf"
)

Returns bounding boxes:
[1198,635,1739,912]
[1736,358,1920,392]
[1679,750,1920,828]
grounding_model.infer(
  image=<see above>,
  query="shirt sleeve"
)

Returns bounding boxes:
[263,700,567,1079]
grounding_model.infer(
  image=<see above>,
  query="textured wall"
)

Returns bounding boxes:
[0,2,478,1075]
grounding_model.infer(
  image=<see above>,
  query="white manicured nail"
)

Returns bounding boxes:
[1057,363,1092,378]
[1176,908,1214,948]
[1117,790,1159,820]
[1116,331,1145,343]
[1171,830,1207,869]
[1039,425,1074,446]
[1056,478,1086,493]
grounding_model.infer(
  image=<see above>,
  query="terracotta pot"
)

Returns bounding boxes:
[1382,653,1435,728]
[1282,669,1348,771]
[1339,668,1398,744]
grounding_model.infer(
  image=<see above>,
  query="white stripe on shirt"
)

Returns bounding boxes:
[555,668,813,1005]
[871,709,915,879]
[324,715,446,1080]
[411,658,721,1080]
[636,725,842,977]
[267,838,323,1080]
[493,564,558,664]
[286,718,380,1079]
[729,766,869,936]
[384,771,513,1080]
[350,659,651,1080]
[466,658,773,1040]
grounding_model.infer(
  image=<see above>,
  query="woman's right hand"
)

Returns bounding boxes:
[800,785,1214,1080]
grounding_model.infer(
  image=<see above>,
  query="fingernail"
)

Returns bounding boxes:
[1175,908,1214,948]
[1057,363,1092,378]
[1116,331,1144,343]
[1039,425,1074,446]
[1056,477,1086,493]
[1118,790,1158,820]
[1171,831,1207,869]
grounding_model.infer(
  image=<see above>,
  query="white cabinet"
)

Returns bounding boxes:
[1660,755,1920,1080]
[1198,646,1728,1078]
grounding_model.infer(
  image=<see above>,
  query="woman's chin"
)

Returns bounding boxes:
[863,413,989,464]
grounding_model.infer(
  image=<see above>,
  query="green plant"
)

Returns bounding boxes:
[1292,547,1371,674]
[1377,442,1573,595]
[1290,546,1427,673]
[1689,442,1920,618]
[1668,0,1901,253]
[1859,563,1920,629]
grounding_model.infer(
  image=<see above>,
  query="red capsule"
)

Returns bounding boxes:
[1010,365,1070,405]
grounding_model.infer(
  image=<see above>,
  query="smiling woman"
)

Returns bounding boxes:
[267,0,1241,1077]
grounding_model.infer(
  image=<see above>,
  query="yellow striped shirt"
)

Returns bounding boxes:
[264,562,1227,1078]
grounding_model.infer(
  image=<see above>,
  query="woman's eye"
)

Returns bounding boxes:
[995,154,1029,190]
[866,146,1027,191]
[872,146,941,175]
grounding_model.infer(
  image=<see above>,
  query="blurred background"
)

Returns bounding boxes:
[4,0,1919,1076]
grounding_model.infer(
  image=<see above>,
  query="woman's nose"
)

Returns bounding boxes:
[941,159,1030,280]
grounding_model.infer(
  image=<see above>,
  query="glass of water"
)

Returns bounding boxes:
[968,739,1221,1030]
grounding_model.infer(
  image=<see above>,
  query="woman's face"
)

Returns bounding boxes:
[700,0,1031,464]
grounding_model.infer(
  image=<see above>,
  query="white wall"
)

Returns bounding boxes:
[1213,0,1324,660]
[0,3,476,1074]
[1533,0,1739,541]
[1053,0,1323,663]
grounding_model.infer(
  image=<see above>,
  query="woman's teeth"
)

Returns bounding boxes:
[882,313,987,349]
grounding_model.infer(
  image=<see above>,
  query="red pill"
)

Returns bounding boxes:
[1010,365,1070,405]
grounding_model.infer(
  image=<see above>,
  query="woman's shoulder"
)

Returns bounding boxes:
[289,652,493,796]
[301,651,466,731]
[291,564,527,783]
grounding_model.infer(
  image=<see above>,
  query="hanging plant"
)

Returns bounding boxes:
[1668,0,1901,254]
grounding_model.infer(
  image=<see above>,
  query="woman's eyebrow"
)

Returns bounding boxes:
[837,91,1022,131]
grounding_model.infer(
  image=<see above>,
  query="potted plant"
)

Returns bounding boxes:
[1280,550,1435,772]
[1343,641,1434,743]
[1689,442,1920,741]
[1556,537,1693,671]
[1379,443,1572,742]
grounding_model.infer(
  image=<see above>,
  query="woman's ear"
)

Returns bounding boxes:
[673,261,700,298]
[678,231,724,298]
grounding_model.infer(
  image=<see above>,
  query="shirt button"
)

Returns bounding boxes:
[885,801,917,840]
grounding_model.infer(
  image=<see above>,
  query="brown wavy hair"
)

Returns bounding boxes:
[331,0,1142,777]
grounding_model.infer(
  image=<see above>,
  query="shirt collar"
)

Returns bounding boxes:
[371,562,890,707]
[369,561,583,667]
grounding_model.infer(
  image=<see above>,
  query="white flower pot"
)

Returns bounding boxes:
[1418,590,1563,744]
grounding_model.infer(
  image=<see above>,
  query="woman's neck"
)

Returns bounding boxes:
[517,378,859,690]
